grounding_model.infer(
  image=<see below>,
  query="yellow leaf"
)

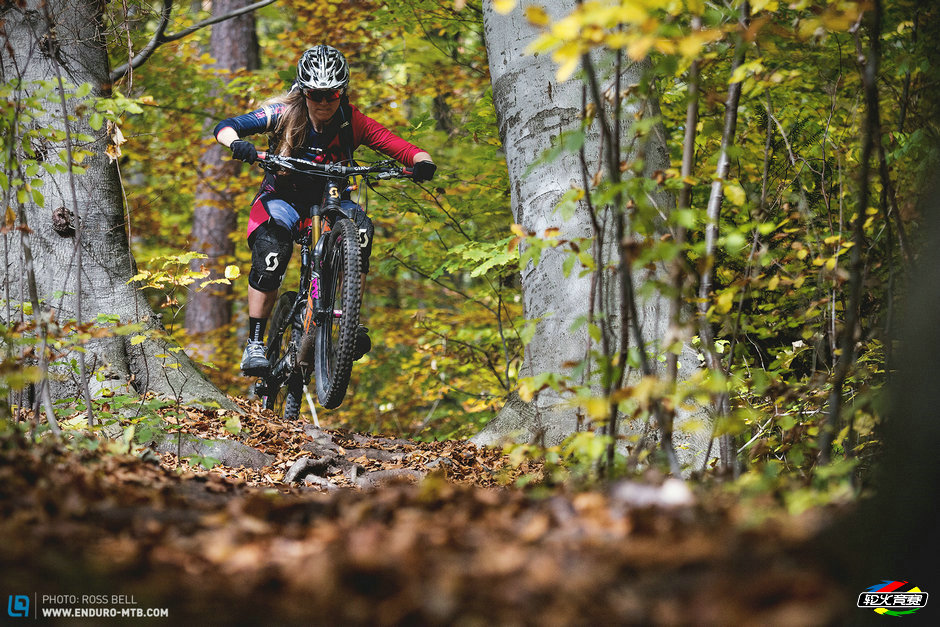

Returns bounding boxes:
[723,182,746,206]
[525,5,549,26]
[556,55,580,82]
[716,288,736,314]
[832,424,850,448]
[678,29,721,60]
[614,3,648,24]
[626,35,655,61]
[825,257,836,271]
[750,0,778,14]
[130,334,147,346]
[606,31,630,49]
[552,16,581,41]
[768,275,779,290]
[493,0,516,15]
[653,38,676,55]
[585,397,610,420]
[224,265,241,280]
[518,381,534,403]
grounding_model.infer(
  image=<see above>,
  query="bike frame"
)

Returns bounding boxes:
[256,153,412,402]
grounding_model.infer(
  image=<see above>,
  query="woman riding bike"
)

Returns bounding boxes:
[213,45,436,376]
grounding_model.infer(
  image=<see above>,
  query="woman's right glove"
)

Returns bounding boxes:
[230,139,258,164]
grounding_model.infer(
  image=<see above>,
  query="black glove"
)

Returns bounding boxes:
[230,139,258,164]
[411,160,437,182]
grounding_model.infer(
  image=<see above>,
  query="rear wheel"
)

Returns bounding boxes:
[262,291,308,419]
[315,218,361,409]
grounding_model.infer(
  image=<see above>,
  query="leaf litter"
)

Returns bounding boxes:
[0,402,851,624]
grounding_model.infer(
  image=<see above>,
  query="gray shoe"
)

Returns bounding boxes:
[240,339,271,376]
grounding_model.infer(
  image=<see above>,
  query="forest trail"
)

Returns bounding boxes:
[1,402,853,624]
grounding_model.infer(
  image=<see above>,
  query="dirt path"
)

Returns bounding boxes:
[0,405,853,625]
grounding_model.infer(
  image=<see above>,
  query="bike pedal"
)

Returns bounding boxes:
[251,379,270,398]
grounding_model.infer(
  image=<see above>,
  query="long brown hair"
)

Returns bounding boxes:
[265,88,308,157]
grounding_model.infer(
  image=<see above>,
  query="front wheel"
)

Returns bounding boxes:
[315,218,362,409]
[263,291,308,419]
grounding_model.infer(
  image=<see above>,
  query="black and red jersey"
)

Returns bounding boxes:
[214,101,424,206]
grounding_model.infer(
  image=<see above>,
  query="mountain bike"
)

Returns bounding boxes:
[250,153,416,419]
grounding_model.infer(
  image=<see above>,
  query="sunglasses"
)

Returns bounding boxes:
[303,88,343,102]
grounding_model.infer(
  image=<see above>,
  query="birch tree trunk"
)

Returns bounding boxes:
[472,0,711,468]
[1,0,236,410]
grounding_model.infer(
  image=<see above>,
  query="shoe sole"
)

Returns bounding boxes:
[241,365,270,377]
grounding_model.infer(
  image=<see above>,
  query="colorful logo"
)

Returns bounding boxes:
[858,580,928,617]
[7,595,29,618]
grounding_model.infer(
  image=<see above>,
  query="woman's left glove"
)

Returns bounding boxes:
[230,139,258,164]
[411,160,437,182]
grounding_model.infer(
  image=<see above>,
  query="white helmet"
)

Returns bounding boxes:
[296,45,349,91]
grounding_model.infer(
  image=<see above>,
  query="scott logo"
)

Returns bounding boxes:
[7,595,29,618]
[265,252,279,272]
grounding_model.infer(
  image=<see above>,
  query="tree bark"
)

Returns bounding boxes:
[185,0,259,349]
[1,0,237,411]
[472,1,710,469]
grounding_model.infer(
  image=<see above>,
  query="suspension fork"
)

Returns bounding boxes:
[304,215,323,334]
[303,179,345,332]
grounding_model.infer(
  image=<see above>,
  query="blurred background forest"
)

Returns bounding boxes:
[118,0,518,440]
[3,0,939,494]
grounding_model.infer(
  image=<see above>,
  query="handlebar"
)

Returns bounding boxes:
[256,152,413,180]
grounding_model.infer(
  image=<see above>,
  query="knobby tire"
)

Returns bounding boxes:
[315,218,362,409]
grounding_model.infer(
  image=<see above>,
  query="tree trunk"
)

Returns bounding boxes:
[473,1,710,468]
[185,0,259,351]
[1,0,237,411]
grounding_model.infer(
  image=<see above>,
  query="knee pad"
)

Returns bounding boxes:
[348,207,375,274]
[248,222,293,291]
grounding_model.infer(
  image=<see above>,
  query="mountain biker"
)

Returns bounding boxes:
[213,45,436,376]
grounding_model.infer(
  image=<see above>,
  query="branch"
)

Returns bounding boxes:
[109,0,279,83]
[820,0,881,464]
[697,2,750,475]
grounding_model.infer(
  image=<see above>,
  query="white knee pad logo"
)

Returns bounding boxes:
[358,229,370,248]
[265,252,279,271]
